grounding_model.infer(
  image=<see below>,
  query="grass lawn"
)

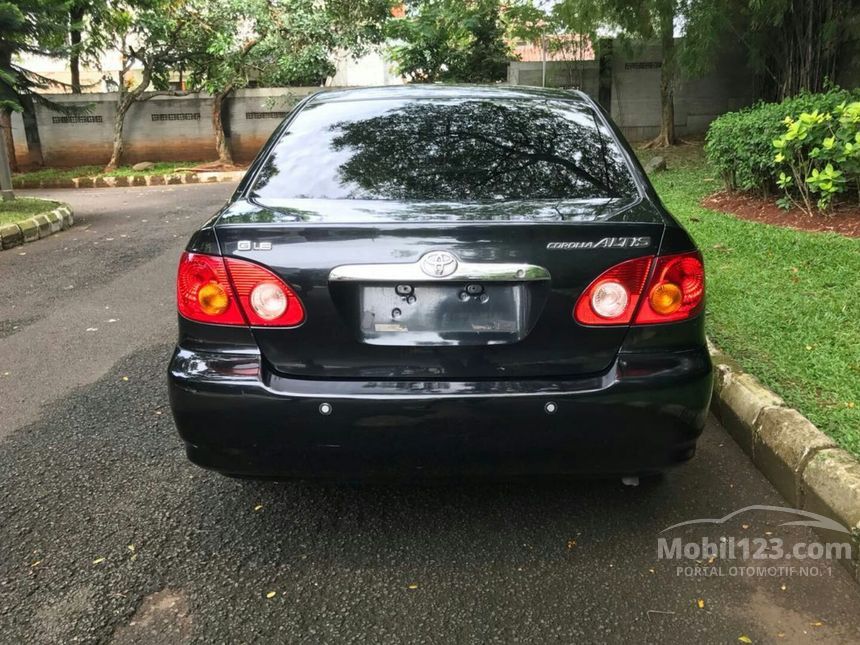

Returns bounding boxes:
[637,143,860,458]
[13,161,207,183]
[0,197,61,226]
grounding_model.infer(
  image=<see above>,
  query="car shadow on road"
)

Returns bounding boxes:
[186,472,677,566]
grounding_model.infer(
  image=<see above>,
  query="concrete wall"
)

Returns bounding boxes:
[610,41,755,141]
[508,39,757,141]
[507,60,600,97]
[16,87,319,167]
[224,87,319,162]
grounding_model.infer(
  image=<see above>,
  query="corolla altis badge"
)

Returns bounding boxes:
[546,237,651,250]
[420,250,458,278]
[236,241,272,251]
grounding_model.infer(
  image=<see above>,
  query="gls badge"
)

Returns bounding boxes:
[237,241,272,251]
[546,236,651,250]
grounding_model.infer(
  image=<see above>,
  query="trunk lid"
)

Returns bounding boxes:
[215,198,664,380]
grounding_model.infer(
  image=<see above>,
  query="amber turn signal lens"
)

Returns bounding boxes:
[649,282,682,315]
[197,281,229,315]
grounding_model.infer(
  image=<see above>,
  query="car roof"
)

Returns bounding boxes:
[305,84,592,107]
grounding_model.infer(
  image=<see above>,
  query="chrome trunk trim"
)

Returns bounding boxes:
[329,251,550,283]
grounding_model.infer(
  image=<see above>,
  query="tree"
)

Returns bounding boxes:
[387,0,536,83]
[682,0,855,101]
[102,1,190,171]
[551,0,856,150]
[555,0,679,147]
[178,0,392,166]
[174,0,259,167]
[0,0,72,170]
[67,0,112,93]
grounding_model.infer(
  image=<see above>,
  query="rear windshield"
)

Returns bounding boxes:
[250,97,638,202]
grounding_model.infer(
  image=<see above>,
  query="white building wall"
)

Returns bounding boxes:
[328,49,404,87]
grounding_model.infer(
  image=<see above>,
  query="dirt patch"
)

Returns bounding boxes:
[110,589,191,645]
[735,589,853,644]
[702,191,860,238]
[189,161,248,172]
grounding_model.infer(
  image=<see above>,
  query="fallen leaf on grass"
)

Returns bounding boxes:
[254,504,263,512]
[738,636,752,644]
[566,539,577,549]
[92,557,105,565]
[407,583,419,590]
[266,591,276,599]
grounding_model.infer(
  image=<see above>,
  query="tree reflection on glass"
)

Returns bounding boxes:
[249,98,638,203]
[328,99,636,201]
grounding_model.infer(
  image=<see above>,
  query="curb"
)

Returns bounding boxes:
[0,203,74,251]
[708,341,860,582]
[12,171,245,190]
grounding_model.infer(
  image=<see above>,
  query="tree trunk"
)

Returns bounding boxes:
[70,5,85,93]
[106,101,127,172]
[212,87,234,166]
[0,47,18,173]
[105,65,152,171]
[0,109,18,174]
[20,95,44,167]
[647,3,676,148]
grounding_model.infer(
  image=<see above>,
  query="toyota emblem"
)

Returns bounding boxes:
[420,251,458,278]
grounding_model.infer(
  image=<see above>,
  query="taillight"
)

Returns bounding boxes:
[176,252,305,327]
[573,251,705,326]
[177,252,246,325]
[634,251,704,324]
[573,256,653,325]
[224,257,305,326]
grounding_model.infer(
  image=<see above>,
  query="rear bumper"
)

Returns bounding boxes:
[168,346,712,478]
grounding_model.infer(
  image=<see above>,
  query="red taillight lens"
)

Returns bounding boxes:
[573,256,653,325]
[634,251,705,324]
[224,257,305,326]
[177,252,247,325]
[176,252,305,327]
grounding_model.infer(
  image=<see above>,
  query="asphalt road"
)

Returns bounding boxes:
[1,184,858,644]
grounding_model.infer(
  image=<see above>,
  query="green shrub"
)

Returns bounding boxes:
[705,88,860,196]
[773,101,860,213]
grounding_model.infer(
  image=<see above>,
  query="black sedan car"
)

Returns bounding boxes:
[168,85,712,480]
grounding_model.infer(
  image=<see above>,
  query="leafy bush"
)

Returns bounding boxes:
[773,102,860,213]
[705,88,860,197]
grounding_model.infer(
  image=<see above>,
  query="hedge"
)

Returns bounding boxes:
[705,87,860,197]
